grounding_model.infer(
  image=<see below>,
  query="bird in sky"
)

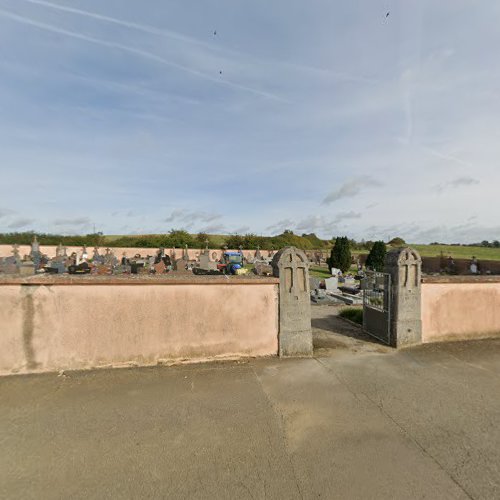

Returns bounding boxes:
[386,12,390,18]
[214,30,217,35]
[219,70,222,75]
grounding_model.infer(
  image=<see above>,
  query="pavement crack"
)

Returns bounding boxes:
[314,357,475,500]
[250,365,304,500]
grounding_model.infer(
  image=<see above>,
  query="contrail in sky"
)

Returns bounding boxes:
[421,146,475,169]
[19,0,377,86]
[0,9,285,102]
[19,0,216,49]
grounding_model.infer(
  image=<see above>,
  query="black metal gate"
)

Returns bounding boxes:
[362,272,391,345]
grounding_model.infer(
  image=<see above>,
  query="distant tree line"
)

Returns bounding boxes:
[0,231,105,247]
[0,230,332,250]
[429,240,500,248]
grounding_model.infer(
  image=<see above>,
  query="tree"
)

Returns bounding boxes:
[493,240,500,248]
[365,241,387,271]
[327,236,351,273]
[196,232,209,244]
[388,237,406,247]
[167,229,194,247]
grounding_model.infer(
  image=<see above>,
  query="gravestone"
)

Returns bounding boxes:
[255,246,262,261]
[385,247,422,348]
[199,253,217,271]
[324,276,338,291]
[97,264,111,275]
[103,248,117,267]
[154,261,166,274]
[309,276,321,291]
[81,245,88,261]
[11,244,21,264]
[272,247,313,357]
[56,243,65,258]
[93,247,104,264]
[30,236,42,269]
[173,258,191,274]
[254,262,272,276]
[30,236,40,254]
[4,264,19,274]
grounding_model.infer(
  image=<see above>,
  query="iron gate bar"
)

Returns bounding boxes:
[362,271,391,345]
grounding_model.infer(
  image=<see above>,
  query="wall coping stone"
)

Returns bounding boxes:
[0,275,279,286]
[422,276,500,284]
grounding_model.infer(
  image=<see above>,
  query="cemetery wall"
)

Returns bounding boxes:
[421,276,500,343]
[421,257,500,275]
[0,279,279,375]
[0,245,273,261]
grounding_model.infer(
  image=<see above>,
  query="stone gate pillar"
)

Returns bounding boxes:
[272,247,313,357]
[385,247,422,348]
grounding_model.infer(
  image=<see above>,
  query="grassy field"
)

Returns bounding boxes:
[102,235,500,262]
[410,244,500,261]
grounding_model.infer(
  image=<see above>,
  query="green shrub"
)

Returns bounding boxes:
[327,236,351,273]
[365,241,387,271]
[338,308,363,325]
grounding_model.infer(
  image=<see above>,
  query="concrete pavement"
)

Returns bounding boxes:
[1,305,499,499]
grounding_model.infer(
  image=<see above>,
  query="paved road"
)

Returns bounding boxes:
[1,305,499,499]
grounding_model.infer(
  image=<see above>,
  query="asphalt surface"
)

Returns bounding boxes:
[1,305,499,499]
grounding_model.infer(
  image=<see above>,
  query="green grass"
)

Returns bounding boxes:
[410,244,500,261]
[309,266,331,279]
[100,237,500,262]
[338,308,363,325]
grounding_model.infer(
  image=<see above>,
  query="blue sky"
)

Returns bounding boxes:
[0,0,499,243]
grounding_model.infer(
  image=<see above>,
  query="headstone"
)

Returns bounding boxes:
[330,267,341,277]
[254,262,273,276]
[385,247,422,348]
[19,258,36,276]
[309,276,321,291]
[343,276,356,287]
[30,236,40,255]
[324,276,338,291]
[12,244,20,263]
[272,247,313,357]
[56,243,65,258]
[81,245,88,261]
[113,265,126,275]
[171,258,191,274]
[50,261,66,274]
[103,248,117,267]
[93,247,104,264]
[154,261,166,274]
[199,253,218,271]
[97,264,111,275]
[1,263,19,274]
[255,246,262,261]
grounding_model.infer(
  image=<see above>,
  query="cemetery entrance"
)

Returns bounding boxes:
[362,271,391,345]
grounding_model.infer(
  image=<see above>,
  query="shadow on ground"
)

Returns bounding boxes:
[311,304,391,355]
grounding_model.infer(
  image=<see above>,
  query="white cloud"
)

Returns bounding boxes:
[53,217,91,226]
[8,217,35,229]
[322,178,382,205]
[434,176,479,194]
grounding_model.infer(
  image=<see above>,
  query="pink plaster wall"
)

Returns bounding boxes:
[0,283,278,375]
[421,282,500,343]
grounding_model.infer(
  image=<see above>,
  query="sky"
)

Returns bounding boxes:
[0,0,499,243]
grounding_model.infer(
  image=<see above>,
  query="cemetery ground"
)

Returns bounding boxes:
[2,306,500,499]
